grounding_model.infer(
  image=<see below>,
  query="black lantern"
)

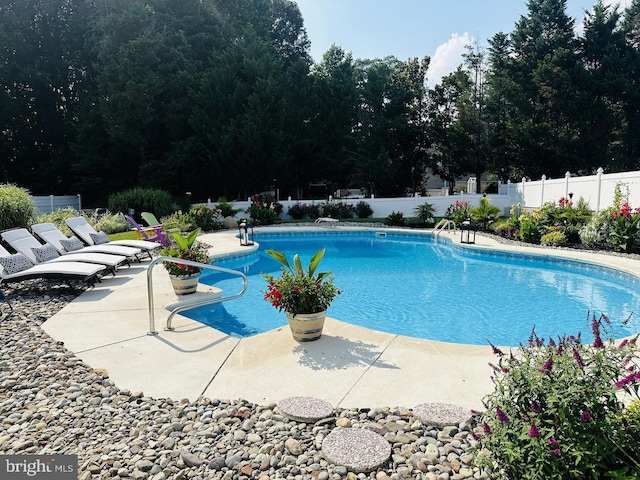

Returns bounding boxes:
[460,217,477,244]
[238,221,254,246]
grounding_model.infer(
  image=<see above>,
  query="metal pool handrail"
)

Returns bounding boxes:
[147,256,248,335]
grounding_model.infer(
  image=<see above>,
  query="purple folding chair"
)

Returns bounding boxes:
[124,215,170,247]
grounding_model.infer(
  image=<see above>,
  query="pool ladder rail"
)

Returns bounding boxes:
[433,219,456,238]
[146,256,248,335]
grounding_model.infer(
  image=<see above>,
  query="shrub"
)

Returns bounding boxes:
[215,199,242,218]
[540,231,567,247]
[107,188,176,219]
[478,316,640,479]
[445,200,470,224]
[247,193,281,225]
[414,202,435,223]
[306,204,321,220]
[189,206,223,231]
[320,201,339,218]
[579,220,604,248]
[494,224,519,239]
[36,207,80,236]
[161,212,194,233]
[384,211,405,226]
[518,211,542,243]
[288,203,306,220]
[471,196,501,230]
[84,210,129,234]
[355,201,374,219]
[0,183,37,230]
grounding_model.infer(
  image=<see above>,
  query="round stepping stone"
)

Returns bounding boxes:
[277,396,334,422]
[413,402,472,427]
[322,428,390,472]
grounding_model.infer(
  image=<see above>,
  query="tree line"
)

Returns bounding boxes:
[1,0,639,207]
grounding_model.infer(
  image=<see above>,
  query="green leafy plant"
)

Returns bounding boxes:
[287,203,307,220]
[384,211,405,226]
[518,211,542,243]
[85,210,129,234]
[471,196,501,230]
[478,316,640,479]
[247,193,282,225]
[160,229,209,277]
[0,183,37,230]
[215,199,242,218]
[355,201,374,219]
[262,248,341,316]
[189,205,223,231]
[540,230,567,247]
[414,202,436,224]
[107,187,176,219]
[445,200,471,224]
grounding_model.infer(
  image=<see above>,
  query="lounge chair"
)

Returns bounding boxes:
[65,217,160,257]
[1,228,128,275]
[31,222,143,260]
[141,212,162,228]
[0,244,105,287]
[124,215,170,247]
[142,212,179,233]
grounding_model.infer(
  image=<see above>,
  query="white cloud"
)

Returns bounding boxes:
[426,32,473,86]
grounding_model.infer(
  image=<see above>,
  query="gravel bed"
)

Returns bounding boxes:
[0,279,492,479]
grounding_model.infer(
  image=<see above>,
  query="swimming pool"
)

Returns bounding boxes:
[188,231,640,346]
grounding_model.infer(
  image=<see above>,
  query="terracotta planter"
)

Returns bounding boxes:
[169,273,200,295]
[285,310,326,342]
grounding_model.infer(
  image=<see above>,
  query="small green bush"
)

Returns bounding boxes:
[84,211,129,234]
[384,211,405,226]
[0,183,37,230]
[471,196,501,230]
[107,188,176,219]
[355,201,374,219]
[215,199,241,218]
[414,202,435,223]
[189,206,223,231]
[288,203,306,220]
[161,212,194,233]
[540,230,567,247]
[36,207,80,236]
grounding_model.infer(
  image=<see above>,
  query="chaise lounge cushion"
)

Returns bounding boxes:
[31,244,60,263]
[90,231,110,245]
[0,253,34,274]
[60,237,84,252]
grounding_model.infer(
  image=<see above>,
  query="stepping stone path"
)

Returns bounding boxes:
[413,402,473,427]
[322,428,391,472]
[277,396,334,422]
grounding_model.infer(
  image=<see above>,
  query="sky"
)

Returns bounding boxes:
[294,0,633,84]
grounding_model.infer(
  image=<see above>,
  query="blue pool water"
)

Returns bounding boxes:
[187,231,640,346]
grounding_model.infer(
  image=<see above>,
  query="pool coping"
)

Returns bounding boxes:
[41,225,640,411]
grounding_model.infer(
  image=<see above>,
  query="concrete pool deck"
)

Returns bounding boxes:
[41,226,640,412]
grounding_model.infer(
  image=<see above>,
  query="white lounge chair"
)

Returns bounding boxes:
[1,228,128,275]
[315,217,339,226]
[0,244,105,287]
[31,223,142,261]
[65,217,160,258]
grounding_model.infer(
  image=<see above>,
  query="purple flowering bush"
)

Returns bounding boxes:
[477,314,640,479]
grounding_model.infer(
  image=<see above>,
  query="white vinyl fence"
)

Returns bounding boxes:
[498,167,640,212]
[212,193,512,220]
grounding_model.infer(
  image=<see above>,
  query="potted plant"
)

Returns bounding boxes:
[160,228,209,295]
[263,248,340,341]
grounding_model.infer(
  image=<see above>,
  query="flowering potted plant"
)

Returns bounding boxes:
[263,248,340,341]
[160,228,209,295]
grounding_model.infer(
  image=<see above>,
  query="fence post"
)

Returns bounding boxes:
[540,175,546,207]
[77,194,82,212]
[49,195,54,214]
[596,167,604,213]
[521,177,526,207]
[564,171,570,199]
